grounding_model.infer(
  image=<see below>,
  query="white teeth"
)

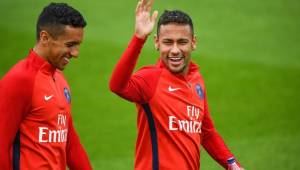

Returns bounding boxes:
[64,57,70,62]
[169,57,182,61]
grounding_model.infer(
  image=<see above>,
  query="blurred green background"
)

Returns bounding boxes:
[1,0,300,169]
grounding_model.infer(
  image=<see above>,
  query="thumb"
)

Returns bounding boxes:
[151,10,158,23]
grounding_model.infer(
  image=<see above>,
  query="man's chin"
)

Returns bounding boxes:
[60,67,66,71]
[168,66,185,74]
[57,66,65,71]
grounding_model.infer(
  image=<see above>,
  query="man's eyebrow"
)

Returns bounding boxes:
[65,41,81,45]
[178,38,189,42]
[162,38,173,41]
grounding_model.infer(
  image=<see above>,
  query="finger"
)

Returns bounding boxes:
[135,0,142,14]
[146,0,154,12]
[140,0,147,10]
[151,10,158,23]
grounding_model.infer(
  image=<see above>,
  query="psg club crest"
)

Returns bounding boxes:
[195,84,204,100]
[64,87,71,103]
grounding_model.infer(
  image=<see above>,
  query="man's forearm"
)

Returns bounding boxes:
[202,130,235,168]
[109,35,146,93]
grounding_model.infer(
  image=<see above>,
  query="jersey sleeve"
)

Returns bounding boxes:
[201,90,239,169]
[0,69,33,169]
[66,116,92,170]
[109,35,161,103]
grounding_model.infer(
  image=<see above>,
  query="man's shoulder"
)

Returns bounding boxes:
[134,65,162,77]
[1,59,39,87]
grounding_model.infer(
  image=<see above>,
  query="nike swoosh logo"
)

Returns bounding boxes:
[168,86,181,92]
[44,95,54,101]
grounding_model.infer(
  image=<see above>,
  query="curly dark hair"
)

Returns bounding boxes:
[157,10,194,35]
[36,2,87,40]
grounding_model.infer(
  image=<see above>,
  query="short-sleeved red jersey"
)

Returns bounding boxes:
[110,36,238,170]
[0,50,92,170]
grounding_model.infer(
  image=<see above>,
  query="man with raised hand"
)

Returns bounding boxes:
[110,0,244,169]
[0,3,92,170]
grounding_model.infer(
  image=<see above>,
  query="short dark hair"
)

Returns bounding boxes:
[157,10,194,35]
[36,2,87,40]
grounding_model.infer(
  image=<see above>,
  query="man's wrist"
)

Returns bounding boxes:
[227,157,244,169]
[227,157,236,165]
[134,32,148,40]
[133,33,148,42]
[227,157,239,167]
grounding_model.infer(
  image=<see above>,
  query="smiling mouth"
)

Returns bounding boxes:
[63,57,70,65]
[168,56,184,66]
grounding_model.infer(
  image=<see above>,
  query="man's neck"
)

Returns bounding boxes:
[33,44,48,61]
[180,64,190,76]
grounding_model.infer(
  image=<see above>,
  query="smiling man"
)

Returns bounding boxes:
[0,3,92,170]
[109,0,244,170]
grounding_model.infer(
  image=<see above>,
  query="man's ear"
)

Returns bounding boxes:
[154,34,159,50]
[39,30,51,46]
[192,35,197,50]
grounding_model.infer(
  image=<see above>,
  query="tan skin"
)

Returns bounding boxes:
[134,0,244,169]
[135,0,196,76]
[155,24,196,75]
[33,25,84,70]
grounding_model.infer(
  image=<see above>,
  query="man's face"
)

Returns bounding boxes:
[45,25,84,70]
[155,23,196,74]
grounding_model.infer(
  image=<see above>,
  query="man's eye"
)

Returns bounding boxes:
[163,41,173,45]
[178,41,188,45]
[66,44,74,47]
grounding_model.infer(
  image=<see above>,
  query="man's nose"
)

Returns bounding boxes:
[170,44,180,55]
[70,47,79,58]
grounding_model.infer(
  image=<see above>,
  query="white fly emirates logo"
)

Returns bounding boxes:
[38,114,68,143]
[169,105,202,133]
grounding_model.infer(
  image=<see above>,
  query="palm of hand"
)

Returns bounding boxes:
[135,0,158,39]
[135,11,155,38]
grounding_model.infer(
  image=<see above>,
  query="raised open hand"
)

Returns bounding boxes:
[135,0,158,39]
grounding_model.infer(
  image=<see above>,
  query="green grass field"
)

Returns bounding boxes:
[1,0,300,169]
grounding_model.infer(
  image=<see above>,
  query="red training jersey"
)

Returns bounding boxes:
[0,50,92,170]
[110,36,238,170]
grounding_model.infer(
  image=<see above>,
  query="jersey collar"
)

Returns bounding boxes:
[28,49,56,75]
